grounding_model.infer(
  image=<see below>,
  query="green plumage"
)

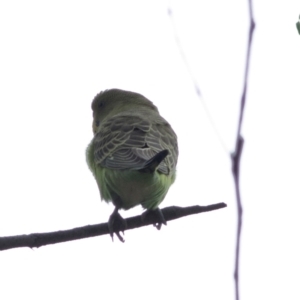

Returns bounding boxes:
[86,89,178,214]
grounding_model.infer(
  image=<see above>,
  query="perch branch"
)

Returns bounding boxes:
[0,203,226,251]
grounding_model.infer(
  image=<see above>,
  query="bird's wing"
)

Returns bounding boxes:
[93,114,177,174]
[146,121,178,173]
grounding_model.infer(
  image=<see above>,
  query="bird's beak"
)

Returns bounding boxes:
[92,120,100,134]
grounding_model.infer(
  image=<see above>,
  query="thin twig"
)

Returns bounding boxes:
[231,1,255,300]
[0,203,227,251]
[168,8,228,153]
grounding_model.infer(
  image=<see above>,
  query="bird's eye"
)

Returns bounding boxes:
[95,120,100,127]
[98,102,103,108]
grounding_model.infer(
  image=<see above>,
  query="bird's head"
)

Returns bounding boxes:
[91,89,158,134]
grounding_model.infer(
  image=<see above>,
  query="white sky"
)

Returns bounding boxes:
[0,1,299,299]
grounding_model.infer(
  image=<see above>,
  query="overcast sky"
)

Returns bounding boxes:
[0,1,299,299]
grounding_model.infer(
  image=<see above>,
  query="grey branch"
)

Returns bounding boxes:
[0,203,226,251]
[231,1,255,300]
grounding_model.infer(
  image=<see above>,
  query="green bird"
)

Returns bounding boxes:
[86,89,178,241]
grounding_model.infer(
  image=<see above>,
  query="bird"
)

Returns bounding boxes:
[86,89,178,241]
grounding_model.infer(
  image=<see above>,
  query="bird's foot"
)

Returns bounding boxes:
[141,208,167,230]
[108,208,127,243]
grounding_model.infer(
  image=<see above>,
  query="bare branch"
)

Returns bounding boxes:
[231,1,255,300]
[0,203,226,251]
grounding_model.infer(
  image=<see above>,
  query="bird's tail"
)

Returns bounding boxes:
[139,149,169,173]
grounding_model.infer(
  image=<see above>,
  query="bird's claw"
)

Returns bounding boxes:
[108,209,127,243]
[141,208,167,230]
